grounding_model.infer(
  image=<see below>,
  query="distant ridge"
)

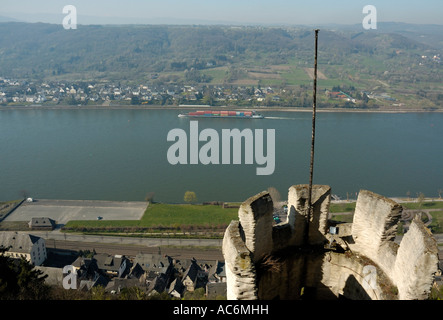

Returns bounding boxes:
[0,21,440,77]
[0,15,20,22]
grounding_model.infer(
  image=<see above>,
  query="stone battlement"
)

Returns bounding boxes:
[222,185,439,300]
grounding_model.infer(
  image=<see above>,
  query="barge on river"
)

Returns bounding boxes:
[178,110,264,119]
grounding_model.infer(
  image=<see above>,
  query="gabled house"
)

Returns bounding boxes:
[106,277,146,294]
[133,253,173,281]
[94,253,128,278]
[78,271,109,291]
[182,260,206,292]
[127,262,145,280]
[71,256,100,281]
[28,217,57,230]
[147,273,169,296]
[0,232,47,266]
[168,278,185,298]
[207,261,226,283]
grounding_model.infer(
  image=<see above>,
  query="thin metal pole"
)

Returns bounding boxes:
[306,29,319,245]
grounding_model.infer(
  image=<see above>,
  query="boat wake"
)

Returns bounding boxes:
[264,116,300,120]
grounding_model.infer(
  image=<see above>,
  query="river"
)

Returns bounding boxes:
[0,107,442,203]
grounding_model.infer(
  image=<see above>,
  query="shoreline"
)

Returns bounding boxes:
[1,104,443,114]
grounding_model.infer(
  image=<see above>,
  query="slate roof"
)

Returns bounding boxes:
[134,253,172,271]
[94,253,126,272]
[208,261,226,282]
[168,278,185,297]
[182,260,202,284]
[128,262,145,279]
[28,217,56,229]
[78,272,109,291]
[0,231,41,254]
[35,266,64,286]
[147,273,169,294]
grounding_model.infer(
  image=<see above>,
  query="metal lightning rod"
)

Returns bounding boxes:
[306,29,319,245]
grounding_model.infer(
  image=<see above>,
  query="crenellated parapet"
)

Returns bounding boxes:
[222,184,439,300]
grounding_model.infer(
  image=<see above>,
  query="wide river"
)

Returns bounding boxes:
[1,108,442,203]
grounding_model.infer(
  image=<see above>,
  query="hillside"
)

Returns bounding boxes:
[0,22,442,109]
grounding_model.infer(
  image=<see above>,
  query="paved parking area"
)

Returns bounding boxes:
[4,199,147,224]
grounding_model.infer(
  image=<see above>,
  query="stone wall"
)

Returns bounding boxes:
[222,184,439,300]
[222,220,258,300]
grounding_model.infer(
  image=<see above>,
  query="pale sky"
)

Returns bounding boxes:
[1,0,442,25]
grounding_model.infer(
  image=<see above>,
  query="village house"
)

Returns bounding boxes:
[147,272,170,296]
[133,253,172,274]
[207,260,226,283]
[181,259,206,292]
[34,247,228,298]
[72,256,99,277]
[78,271,109,291]
[0,231,47,266]
[94,253,129,278]
[168,278,186,298]
[133,253,174,295]
[28,217,57,230]
[68,256,109,290]
[106,277,145,294]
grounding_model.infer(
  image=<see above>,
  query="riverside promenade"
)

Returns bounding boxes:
[3,199,147,224]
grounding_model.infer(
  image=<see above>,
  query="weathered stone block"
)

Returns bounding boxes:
[222,220,258,300]
[238,191,273,263]
[352,190,402,259]
[287,184,331,246]
[394,217,439,300]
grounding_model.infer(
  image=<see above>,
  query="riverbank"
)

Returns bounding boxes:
[2,104,443,114]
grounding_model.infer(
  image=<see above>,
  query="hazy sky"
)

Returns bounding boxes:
[2,0,443,25]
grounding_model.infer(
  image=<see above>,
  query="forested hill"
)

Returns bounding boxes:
[0,22,441,83]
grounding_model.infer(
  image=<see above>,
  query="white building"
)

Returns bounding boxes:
[0,232,47,266]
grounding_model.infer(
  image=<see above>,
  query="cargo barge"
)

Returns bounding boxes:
[178,110,264,119]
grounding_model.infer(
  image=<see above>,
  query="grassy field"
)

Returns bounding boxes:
[401,201,443,210]
[201,67,229,84]
[58,199,443,238]
[329,200,443,234]
[62,201,358,236]
[330,213,354,223]
[63,203,239,233]
[329,202,357,213]
[428,211,443,234]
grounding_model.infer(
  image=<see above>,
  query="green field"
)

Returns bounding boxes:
[201,67,229,84]
[61,199,443,238]
[63,203,239,233]
[428,211,443,234]
[401,201,443,210]
[329,202,357,213]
